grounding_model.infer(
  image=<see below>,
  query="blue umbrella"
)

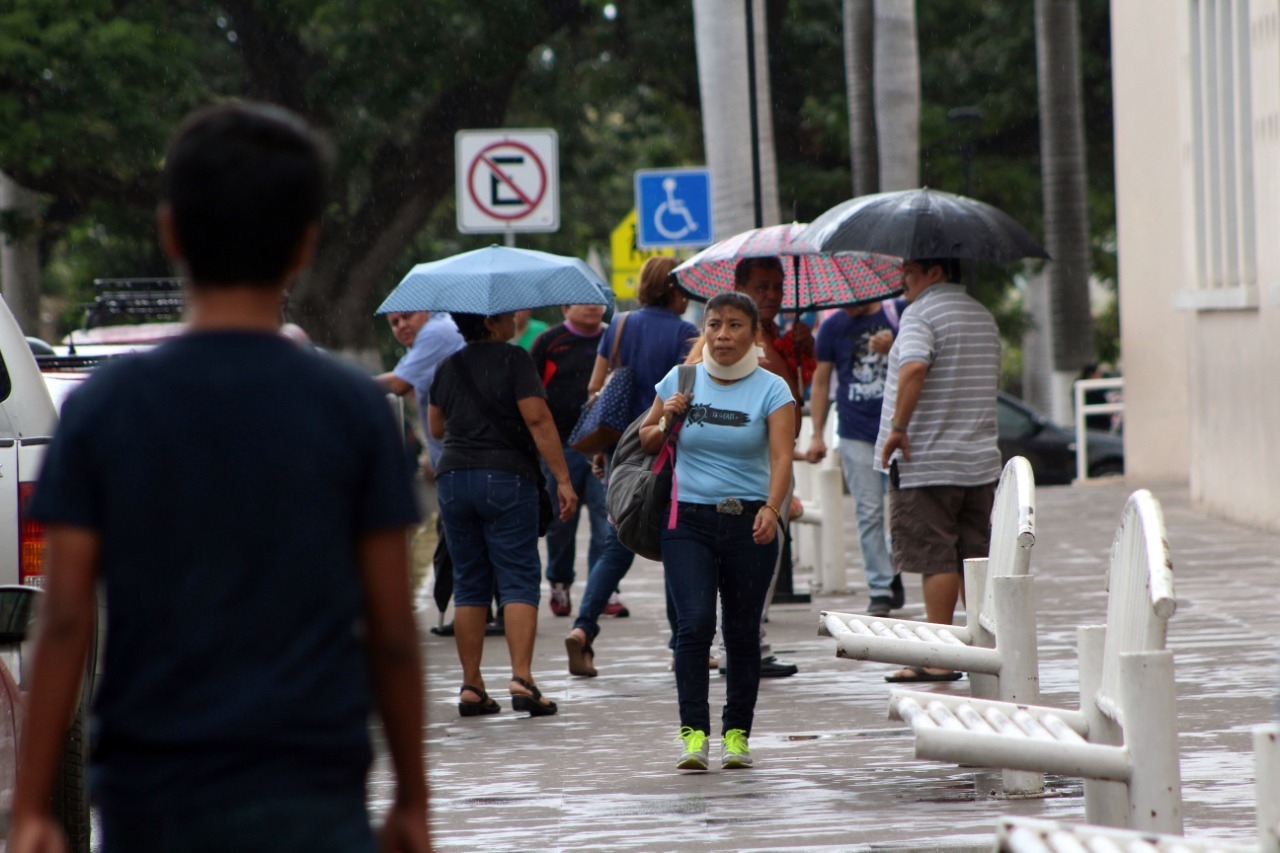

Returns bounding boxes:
[375,245,612,316]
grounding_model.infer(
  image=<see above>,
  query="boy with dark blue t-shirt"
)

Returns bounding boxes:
[11,104,430,853]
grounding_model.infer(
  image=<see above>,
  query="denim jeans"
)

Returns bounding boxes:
[542,446,608,587]
[100,789,374,853]
[438,467,541,608]
[662,503,779,735]
[572,522,635,640]
[838,439,894,596]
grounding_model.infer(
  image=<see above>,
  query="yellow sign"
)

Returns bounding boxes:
[609,209,677,299]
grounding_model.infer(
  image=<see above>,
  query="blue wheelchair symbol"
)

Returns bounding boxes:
[635,169,713,249]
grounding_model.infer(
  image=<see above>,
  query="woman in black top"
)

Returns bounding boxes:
[428,312,577,717]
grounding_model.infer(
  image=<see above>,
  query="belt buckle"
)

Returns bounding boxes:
[716,497,743,515]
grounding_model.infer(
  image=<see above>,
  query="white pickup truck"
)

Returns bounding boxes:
[0,300,60,589]
[0,288,94,852]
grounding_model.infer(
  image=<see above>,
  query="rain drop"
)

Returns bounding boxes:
[227,31,238,43]
[216,15,227,28]
[603,3,617,20]
[539,47,554,69]
[41,68,54,81]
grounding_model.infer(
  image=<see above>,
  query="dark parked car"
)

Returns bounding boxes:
[997,391,1124,486]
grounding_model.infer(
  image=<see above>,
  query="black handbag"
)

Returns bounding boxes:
[448,352,554,536]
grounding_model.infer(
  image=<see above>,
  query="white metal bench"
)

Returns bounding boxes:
[819,456,1041,793]
[890,489,1181,833]
[996,723,1280,852]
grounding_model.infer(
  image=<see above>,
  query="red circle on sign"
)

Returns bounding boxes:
[467,140,548,222]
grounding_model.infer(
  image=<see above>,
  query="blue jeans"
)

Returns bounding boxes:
[100,790,374,853]
[438,468,541,608]
[662,503,779,735]
[839,439,894,596]
[542,447,608,587]
[572,522,635,640]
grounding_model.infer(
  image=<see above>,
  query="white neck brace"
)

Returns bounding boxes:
[704,345,762,381]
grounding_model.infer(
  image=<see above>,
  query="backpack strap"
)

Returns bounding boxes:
[660,364,698,530]
[882,298,901,333]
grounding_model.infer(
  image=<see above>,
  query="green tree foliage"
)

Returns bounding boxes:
[0,0,1117,362]
[768,0,1117,361]
[0,0,591,346]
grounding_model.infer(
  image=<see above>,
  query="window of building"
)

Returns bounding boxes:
[1179,0,1259,310]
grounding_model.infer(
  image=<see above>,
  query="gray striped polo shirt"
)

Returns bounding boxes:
[874,283,1002,487]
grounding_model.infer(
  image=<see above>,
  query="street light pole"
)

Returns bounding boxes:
[745,0,763,229]
[947,105,984,290]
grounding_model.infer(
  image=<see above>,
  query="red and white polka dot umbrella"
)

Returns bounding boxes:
[672,223,903,312]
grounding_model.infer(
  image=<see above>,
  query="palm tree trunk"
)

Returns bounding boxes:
[0,172,41,336]
[843,0,878,196]
[1031,0,1094,424]
[692,0,782,238]
[873,0,920,191]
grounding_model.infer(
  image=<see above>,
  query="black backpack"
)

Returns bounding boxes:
[606,365,696,561]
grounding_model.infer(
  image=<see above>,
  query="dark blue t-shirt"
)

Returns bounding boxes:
[815,300,906,441]
[597,307,699,421]
[30,332,419,813]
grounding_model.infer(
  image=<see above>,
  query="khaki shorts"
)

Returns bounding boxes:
[889,482,997,575]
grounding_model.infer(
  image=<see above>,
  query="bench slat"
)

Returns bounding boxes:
[999,818,1255,853]
[913,723,1132,780]
[890,690,1090,738]
[821,611,1005,672]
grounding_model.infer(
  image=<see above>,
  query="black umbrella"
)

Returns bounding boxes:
[431,515,453,614]
[801,188,1050,264]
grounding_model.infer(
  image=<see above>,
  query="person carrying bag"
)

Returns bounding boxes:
[637,292,795,773]
[567,313,632,454]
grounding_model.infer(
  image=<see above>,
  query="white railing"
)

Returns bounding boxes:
[1073,376,1124,482]
[794,413,847,594]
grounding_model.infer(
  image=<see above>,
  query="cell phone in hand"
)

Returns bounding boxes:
[889,459,900,489]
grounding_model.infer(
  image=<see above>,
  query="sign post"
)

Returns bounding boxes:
[456,129,560,236]
[634,168,714,250]
[609,209,677,299]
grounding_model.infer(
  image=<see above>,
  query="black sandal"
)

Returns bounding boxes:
[509,675,558,717]
[565,632,598,678]
[458,684,501,717]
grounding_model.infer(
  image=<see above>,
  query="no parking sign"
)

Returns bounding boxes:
[455,129,560,234]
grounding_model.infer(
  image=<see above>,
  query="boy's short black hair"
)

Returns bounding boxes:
[162,101,333,286]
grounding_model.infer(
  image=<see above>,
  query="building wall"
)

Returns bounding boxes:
[1110,1,1192,485]
[1112,0,1280,529]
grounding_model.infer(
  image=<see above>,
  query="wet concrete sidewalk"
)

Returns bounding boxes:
[391,481,1280,851]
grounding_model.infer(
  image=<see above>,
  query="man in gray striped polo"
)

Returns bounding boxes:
[875,258,1002,683]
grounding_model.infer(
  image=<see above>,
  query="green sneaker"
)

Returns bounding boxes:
[675,727,709,771]
[721,728,753,769]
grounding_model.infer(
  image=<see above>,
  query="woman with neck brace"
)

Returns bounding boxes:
[637,291,796,772]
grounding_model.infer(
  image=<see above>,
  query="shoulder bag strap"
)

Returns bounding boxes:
[607,313,629,370]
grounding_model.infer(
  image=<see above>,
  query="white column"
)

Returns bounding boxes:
[692,0,781,238]
[873,0,920,190]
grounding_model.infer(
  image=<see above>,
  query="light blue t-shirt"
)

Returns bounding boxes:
[393,313,465,467]
[655,363,794,504]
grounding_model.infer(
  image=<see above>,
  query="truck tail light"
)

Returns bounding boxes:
[19,481,46,587]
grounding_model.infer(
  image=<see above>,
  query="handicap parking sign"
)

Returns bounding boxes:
[634,168,714,250]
